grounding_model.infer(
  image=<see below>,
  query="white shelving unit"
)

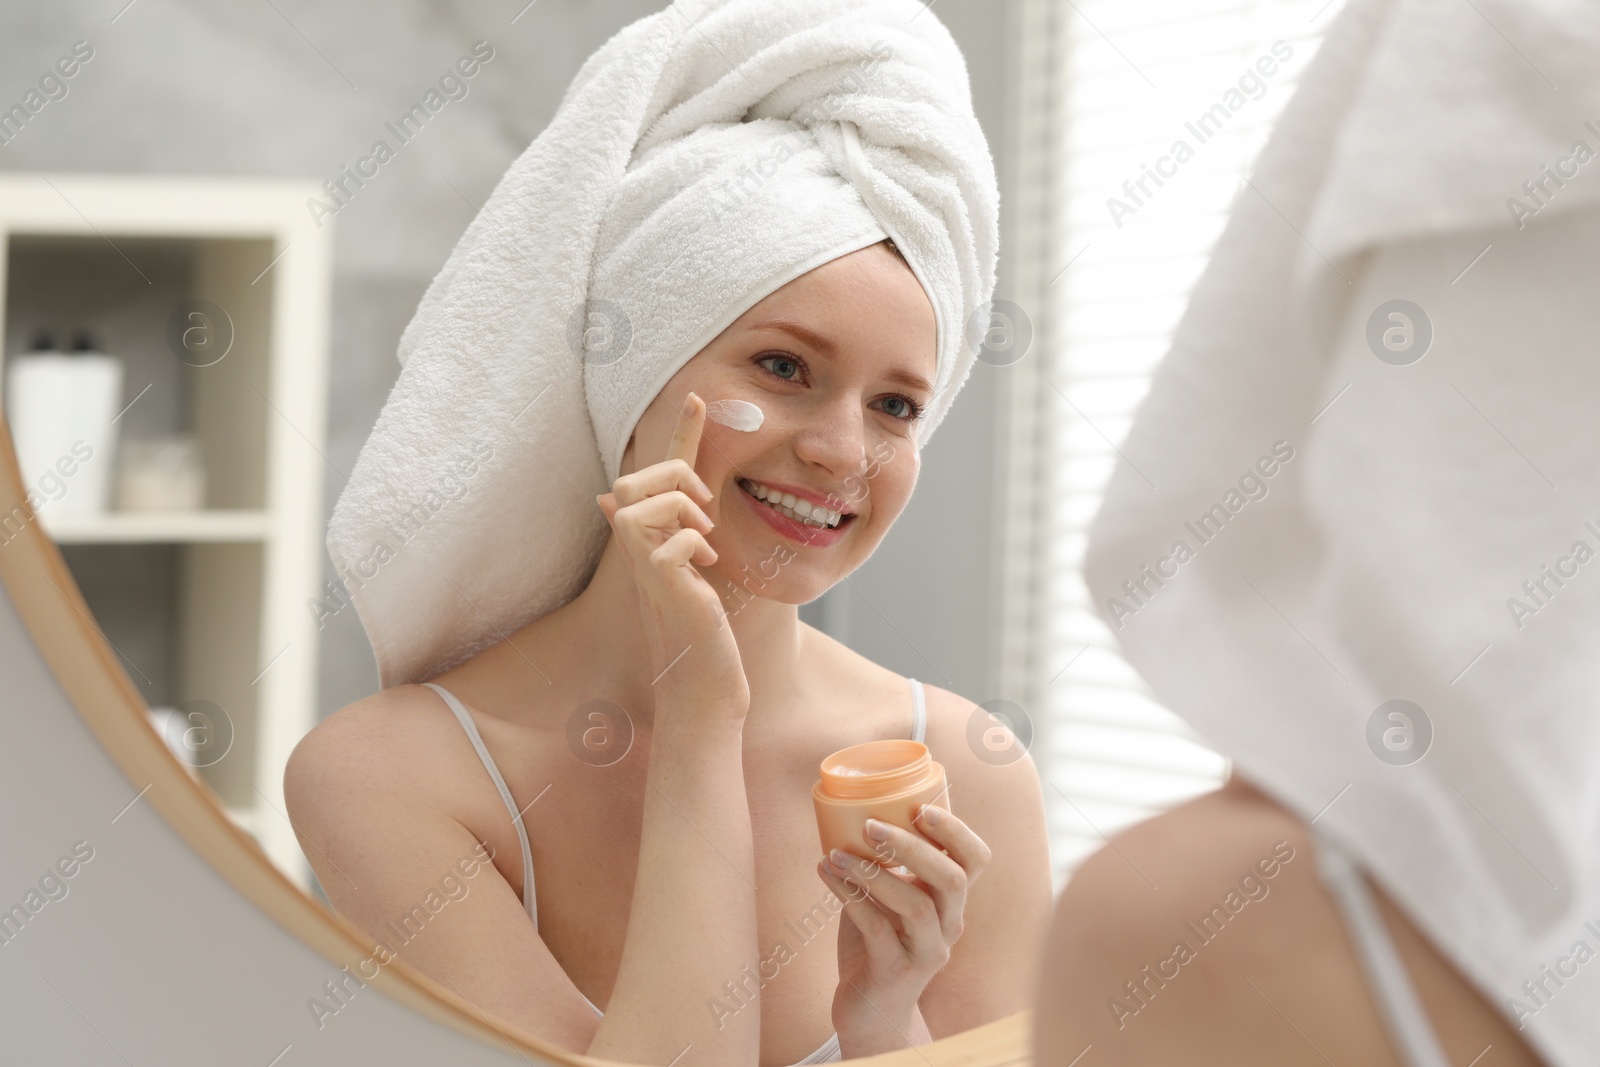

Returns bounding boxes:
[0,173,333,891]
[44,509,274,543]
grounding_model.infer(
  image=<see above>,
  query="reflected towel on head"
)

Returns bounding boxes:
[325,0,998,689]
[1081,1,1600,1064]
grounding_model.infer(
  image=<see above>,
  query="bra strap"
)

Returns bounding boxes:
[1313,831,1451,1067]
[423,683,539,931]
[909,678,926,744]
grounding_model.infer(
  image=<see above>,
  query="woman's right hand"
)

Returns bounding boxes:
[596,391,750,722]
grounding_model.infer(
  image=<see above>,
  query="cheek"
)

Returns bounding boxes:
[860,454,918,523]
[696,430,746,518]
[625,391,710,476]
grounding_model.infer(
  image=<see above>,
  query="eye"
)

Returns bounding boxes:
[755,352,805,382]
[877,395,925,423]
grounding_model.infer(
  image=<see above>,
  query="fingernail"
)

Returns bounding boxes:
[829,848,854,871]
[865,819,890,842]
[918,804,943,826]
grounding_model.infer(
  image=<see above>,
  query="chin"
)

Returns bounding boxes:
[699,555,841,613]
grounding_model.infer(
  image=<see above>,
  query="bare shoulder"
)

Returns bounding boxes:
[284,684,462,816]
[281,684,502,895]
[1042,779,1315,964]
[1034,780,1539,1066]
[899,682,1056,1031]
[916,681,1045,808]
[798,622,1046,819]
[1034,782,1349,1063]
[797,623,1046,854]
[1070,777,1310,897]
[914,677,1052,886]
[282,683,605,1045]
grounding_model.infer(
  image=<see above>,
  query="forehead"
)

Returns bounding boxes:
[733,244,937,380]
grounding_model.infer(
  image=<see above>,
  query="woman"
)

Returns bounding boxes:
[285,3,1054,1065]
[1036,0,1599,1062]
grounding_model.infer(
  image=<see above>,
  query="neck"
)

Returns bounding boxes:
[514,532,809,733]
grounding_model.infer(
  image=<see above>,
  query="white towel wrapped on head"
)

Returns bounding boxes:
[326,0,998,689]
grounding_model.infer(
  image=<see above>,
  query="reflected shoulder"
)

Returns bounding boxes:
[282,683,466,827]
[917,682,1046,801]
[916,681,1052,904]
[1035,786,1373,1066]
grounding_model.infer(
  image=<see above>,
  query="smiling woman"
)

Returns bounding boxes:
[288,232,1053,1067]
[284,1,1053,1066]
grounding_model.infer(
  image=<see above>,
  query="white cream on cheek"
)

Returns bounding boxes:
[704,398,764,432]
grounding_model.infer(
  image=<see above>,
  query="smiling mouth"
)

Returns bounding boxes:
[736,477,855,530]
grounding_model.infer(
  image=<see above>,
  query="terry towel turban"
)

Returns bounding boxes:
[1082,0,1600,1062]
[325,0,999,689]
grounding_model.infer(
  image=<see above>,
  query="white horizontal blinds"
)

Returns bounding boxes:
[1042,0,1343,880]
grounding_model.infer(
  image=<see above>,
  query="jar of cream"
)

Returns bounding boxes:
[813,739,951,865]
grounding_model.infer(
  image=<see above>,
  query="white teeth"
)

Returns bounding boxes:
[739,478,844,528]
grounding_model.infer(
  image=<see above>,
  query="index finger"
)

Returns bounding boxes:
[664,391,706,468]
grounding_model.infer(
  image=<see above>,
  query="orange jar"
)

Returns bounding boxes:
[813,739,951,866]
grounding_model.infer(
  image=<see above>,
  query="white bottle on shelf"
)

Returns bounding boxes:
[5,329,124,520]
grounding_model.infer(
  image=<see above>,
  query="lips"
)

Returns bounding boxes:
[737,478,854,547]
[736,477,851,526]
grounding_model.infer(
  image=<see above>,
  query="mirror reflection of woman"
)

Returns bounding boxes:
[284,3,1054,1065]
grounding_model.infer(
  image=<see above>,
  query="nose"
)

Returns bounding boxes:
[789,390,869,484]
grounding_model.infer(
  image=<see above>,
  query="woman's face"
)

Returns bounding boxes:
[618,240,937,608]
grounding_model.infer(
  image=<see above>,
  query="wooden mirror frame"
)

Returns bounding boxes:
[0,405,1032,1065]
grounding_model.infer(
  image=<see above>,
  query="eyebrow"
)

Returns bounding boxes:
[748,318,934,395]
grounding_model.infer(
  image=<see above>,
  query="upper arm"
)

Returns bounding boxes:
[916,683,1056,1037]
[282,694,601,1051]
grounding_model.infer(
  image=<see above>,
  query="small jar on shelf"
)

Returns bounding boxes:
[115,435,207,512]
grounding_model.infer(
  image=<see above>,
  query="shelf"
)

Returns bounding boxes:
[41,509,271,544]
[1,173,333,893]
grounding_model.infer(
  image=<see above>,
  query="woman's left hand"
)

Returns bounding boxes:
[815,802,993,1057]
